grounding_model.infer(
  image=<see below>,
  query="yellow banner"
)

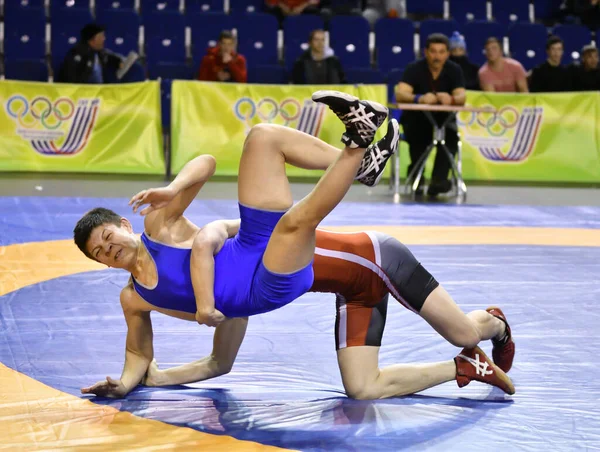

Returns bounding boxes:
[171,82,388,176]
[0,80,164,174]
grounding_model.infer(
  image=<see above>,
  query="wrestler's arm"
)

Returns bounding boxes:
[191,221,233,325]
[144,317,248,386]
[81,287,153,398]
[129,154,216,220]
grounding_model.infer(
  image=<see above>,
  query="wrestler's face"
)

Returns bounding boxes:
[86,219,138,269]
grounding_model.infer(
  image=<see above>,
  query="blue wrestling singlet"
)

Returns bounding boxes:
[131,204,314,318]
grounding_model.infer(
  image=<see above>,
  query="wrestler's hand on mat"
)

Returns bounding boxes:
[129,186,176,216]
[81,376,128,398]
[195,309,226,327]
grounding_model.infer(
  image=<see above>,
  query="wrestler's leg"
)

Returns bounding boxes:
[420,285,505,348]
[238,123,343,211]
[337,346,456,399]
[374,232,506,348]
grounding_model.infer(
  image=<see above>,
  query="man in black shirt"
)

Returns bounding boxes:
[56,23,123,84]
[529,36,571,92]
[569,44,600,91]
[396,33,466,197]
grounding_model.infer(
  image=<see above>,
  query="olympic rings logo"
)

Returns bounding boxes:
[233,97,303,126]
[458,106,520,137]
[6,95,75,130]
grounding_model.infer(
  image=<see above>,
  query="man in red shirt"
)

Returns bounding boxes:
[197,30,247,83]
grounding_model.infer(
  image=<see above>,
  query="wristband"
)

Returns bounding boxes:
[414,94,422,104]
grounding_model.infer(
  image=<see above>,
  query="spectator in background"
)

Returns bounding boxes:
[448,31,480,90]
[529,36,571,92]
[197,31,247,83]
[265,0,320,23]
[396,33,466,197]
[570,44,600,90]
[363,0,404,27]
[291,29,346,84]
[56,23,123,84]
[479,37,528,92]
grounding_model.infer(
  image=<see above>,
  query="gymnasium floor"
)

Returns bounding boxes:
[1,176,599,451]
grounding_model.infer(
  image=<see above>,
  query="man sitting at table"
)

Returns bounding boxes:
[395,33,466,197]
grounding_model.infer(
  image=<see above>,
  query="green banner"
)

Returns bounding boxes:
[0,80,164,174]
[457,91,600,183]
[171,81,388,176]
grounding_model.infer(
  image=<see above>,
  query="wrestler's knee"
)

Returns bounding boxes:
[244,123,277,148]
[444,325,480,349]
[276,209,319,235]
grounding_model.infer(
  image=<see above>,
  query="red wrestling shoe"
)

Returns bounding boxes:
[455,346,515,395]
[486,306,515,372]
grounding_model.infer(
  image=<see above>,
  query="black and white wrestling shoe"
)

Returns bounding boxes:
[312,90,388,149]
[355,118,399,187]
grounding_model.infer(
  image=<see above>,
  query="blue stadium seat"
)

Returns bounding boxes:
[186,0,225,13]
[375,18,415,72]
[491,0,531,24]
[50,0,91,15]
[553,24,592,63]
[146,30,190,79]
[148,62,194,80]
[420,19,461,46]
[283,15,325,70]
[119,62,147,82]
[450,0,488,23]
[533,0,563,21]
[95,10,141,36]
[140,0,180,17]
[508,23,548,70]
[329,15,371,69]
[406,0,444,16]
[188,13,233,67]
[142,10,185,32]
[146,33,186,64]
[387,68,405,103]
[105,32,139,56]
[463,21,508,66]
[4,9,47,59]
[235,14,279,65]
[3,0,45,16]
[4,30,46,60]
[247,65,287,84]
[4,59,49,82]
[229,0,264,15]
[51,8,94,43]
[95,0,136,13]
[345,68,385,84]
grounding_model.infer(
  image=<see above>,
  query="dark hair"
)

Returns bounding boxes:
[485,37,501,48]
[425,33,450,50]
[546,35,563,50]
[219,30,234,41]
[73,207,122,259]
[309,29,325,42]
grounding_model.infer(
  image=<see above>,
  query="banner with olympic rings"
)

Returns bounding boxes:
[0,80,164,174]
[456,91,600,183]
[170,81,387,176]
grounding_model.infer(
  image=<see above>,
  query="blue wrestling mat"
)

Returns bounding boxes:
[1,197,599,451]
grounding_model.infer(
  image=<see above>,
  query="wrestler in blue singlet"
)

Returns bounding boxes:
[131,204,314,317]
